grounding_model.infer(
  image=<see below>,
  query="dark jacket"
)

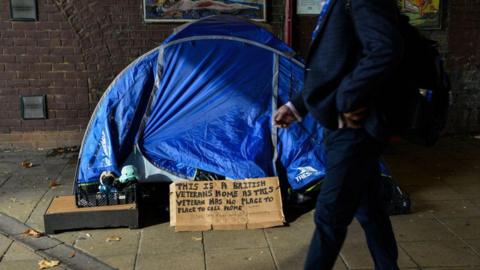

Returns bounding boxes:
[291,0,404,140]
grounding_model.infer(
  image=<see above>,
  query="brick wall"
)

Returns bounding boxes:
[446,0,480,133]
[1,0,478,149]
[0,0,89,148]
[292,0,480,135]
[0,0,284,149]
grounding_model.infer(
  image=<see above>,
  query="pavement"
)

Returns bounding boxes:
[0,137,479,270]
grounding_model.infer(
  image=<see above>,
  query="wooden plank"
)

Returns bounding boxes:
[46,196,135,214]
[44,196,139,234]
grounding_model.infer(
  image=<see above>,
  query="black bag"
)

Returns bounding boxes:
[345,1,451,146]
[389,15,451,146]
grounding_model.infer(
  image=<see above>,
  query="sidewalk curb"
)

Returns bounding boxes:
[0,212,116,270]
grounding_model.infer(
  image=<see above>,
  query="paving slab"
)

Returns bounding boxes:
[72,228,140,258]
[138,223,203,254]
[412,200,480,219]
[440,217,480,240]
[273,246,348,270]
[391,171,442,186]
[447,183,480,200]
[135,250,205,270]
[26,184,73,231]
[39,243,115,270]
[205,248,275,270]
[400,240,480,268]
[0,187,48,222]
[0,212,30,235]
[0,242,62,270]
[203,229,268,251]
[391,216,458,242]
[402,184,464,201]
[466,240,480,255]
[0,234,12,257]
[264,211,315,250]
[440,170,480,185]
[340,235,417,269]
[97,254,137,270]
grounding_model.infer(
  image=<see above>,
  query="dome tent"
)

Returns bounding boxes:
[75,16,404,210]
[75,15,326,200]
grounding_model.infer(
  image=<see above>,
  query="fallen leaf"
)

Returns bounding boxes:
[49,179,60,188]
[191,236,202,241]
[68,251,76,258]
[21,160,33,168]
[24,228,44,238]
[38,259,60,269]
[105,236,121,242]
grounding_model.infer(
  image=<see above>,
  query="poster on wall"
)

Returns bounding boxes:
[398,0,442,29]
[296,0,321,15]
[144,0,266,22]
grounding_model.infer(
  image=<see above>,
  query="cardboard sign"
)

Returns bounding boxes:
[170,177,285,231]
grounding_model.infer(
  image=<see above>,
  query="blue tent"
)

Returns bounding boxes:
[75,15,327,193]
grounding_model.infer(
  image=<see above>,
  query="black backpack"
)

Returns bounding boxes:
[345,1,451,146]
[388,14,451,146]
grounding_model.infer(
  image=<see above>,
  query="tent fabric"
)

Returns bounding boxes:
[75,15,383,192]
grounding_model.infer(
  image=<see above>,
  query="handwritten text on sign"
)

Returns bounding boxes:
[170,177,285,231]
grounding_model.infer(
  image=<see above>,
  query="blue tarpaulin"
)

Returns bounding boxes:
[75,15,382,192]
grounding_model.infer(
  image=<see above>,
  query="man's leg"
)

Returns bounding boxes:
[304,128,383,270]
[356,174,399,270]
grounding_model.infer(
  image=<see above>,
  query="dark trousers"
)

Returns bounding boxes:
[304,128,399,270]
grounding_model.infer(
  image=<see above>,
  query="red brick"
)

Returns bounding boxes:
[54,79,77,87]
[0,39,14,46]
[25,31,49,39]
[42,72,65,80]
[55,95,74,104]
[48,14,64,22]
[0,55,16,63]
[0,72,17,80]
[37,39,61,47]
[0,88,18,95]
[12,22,34,30]
[55,110,77,118]
[0,22,12,30]
[29,79,53,87]
[31,63,53,72]
[65,72,88,80]
[48,102,67,110]
[52,63,75,71]
[17,72,42,80]
[36,22,60,30]
[40,55,63,63]
[50,47,75,55]
[0,119,21,127]
[3,47,26,55]
[17,55,39,63]
[5,63,28,71]
[26,47,50,55]
[3,31,26,38]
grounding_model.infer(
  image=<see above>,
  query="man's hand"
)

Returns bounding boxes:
[273,105,298,128]
[342,107,369,129]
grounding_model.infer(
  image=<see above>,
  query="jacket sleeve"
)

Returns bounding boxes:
[290,92,309,119]
[335,0,404,113]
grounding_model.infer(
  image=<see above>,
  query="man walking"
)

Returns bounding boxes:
[273,0,404,269]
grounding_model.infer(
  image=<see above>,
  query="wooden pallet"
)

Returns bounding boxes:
[44,195,139,234]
